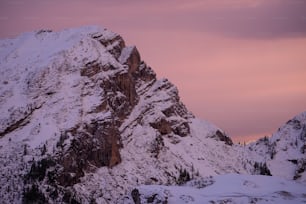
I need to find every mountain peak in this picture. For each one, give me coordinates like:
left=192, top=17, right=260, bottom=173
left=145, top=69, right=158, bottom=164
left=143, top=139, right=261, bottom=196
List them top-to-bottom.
left=0, top=25, right=205, bottom=203
left=0, top=26, right=305, bottom=203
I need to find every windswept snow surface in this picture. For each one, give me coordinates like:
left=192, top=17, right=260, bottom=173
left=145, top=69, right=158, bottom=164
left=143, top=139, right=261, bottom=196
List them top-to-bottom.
left=126, top=174, right=306, bottom=204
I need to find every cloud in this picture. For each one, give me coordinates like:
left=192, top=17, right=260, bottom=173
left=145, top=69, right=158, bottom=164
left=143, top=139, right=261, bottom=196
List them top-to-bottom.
left=0, top=0, right=305, bottom=39
left=131, top=0, right=306, bottom=39
left=194, top=0, right=306, bottom=38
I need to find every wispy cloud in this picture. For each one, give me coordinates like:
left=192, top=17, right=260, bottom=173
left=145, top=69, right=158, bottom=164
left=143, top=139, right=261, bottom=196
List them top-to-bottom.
left=1, top=0, right=305, bottom=38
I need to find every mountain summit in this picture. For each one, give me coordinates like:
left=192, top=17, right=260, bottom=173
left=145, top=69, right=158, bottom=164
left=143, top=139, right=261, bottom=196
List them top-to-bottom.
left=0, top=26, right=305, bottom=203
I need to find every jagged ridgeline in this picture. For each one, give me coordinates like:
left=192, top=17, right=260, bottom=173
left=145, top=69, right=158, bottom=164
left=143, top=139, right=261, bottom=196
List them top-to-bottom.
left=0, top=26, right=305, bottom=203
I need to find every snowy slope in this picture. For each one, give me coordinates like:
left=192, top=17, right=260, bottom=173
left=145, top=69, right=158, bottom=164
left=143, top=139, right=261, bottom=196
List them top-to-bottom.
left=0, top=25, right=305, bottom=203
left=0, top=26, right=131, bottom=203
left=246, top=111, right=306, bottom=181
left=124, top=174, right=306, bottom=204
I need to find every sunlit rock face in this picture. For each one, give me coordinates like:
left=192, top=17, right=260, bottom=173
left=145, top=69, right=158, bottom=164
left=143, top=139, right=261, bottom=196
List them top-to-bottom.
left=0, top=26, right=199, bottom=203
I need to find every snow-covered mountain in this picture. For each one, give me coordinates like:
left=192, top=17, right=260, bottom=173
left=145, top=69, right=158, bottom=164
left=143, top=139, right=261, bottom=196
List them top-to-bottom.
left=0, top=26, right=305, bottom=204
left=124, top=112, right=306, bottom=203
left=247, top=112, right=306, bottom=181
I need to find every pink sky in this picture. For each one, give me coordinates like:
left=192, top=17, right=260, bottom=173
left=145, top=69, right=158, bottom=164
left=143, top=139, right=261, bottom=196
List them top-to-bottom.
left=1, top=0, right=306, bottom=142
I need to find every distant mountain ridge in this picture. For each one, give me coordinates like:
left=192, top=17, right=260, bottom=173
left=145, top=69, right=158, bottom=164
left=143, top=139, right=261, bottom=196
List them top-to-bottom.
left=0, top=26, right=305, bottom=203
left=247, top=112, right=306, bottom=180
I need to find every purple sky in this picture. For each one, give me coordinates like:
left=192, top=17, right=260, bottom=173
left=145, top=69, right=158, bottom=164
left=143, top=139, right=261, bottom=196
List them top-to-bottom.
left=1, top=0, right=306, bottom=142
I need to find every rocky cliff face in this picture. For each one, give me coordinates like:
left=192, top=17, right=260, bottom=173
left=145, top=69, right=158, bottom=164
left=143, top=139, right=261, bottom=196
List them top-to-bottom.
left=0, top=26, right=304, bottom=204
left=0, top=26, right=236, bottom=203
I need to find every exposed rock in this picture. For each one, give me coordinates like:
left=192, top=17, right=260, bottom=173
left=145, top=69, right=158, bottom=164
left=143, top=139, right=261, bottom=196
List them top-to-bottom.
left=91, top=32, right=125, bottom=59
left=119, top=46, right=141, bottom=74
left=81, top=60, right=115, bottom=77
left=136, top=62, right=156, bottom=83
left=113, top=71, right=138, bottom=107
left=0, top=103, right=42, bottom=138
left=150, top=118, right=172, bottom=135
left=287, top=119, right=302, bottom=130
left=171, top=120, right=190, bottom=137
left=210, top=130, right=233, bottom=146
left=150, top=135, right=165, bottom=158
left=294, top=159, right=306, bottom=180
left=252, top=162, right=272, bottom=176
left=131, top=189, right=141, bottom=204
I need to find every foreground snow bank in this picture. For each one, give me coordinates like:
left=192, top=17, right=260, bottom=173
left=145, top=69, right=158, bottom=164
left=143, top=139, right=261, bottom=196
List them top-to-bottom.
left=124, top=174, right=306, bottom=204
